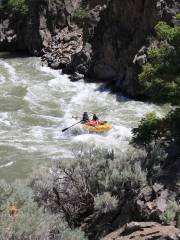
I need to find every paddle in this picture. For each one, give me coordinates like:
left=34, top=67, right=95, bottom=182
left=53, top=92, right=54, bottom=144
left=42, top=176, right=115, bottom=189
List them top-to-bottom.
left=62, top=120, right=82, bottom=132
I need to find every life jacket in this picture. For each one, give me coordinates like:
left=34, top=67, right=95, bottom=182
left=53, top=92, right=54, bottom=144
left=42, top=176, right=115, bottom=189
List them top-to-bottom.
left=86, top=120, right=103, bottom=126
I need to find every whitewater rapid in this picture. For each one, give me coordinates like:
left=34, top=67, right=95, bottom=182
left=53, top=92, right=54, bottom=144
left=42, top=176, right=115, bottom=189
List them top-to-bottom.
left=0, top=53, right=165, bottom=181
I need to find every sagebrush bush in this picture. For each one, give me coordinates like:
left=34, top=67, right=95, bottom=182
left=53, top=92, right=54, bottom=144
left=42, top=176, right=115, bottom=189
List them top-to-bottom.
left=30, top=147, right=146, bottom=227
left=0, top=180, right=86, bottom=240
left=94, top=192, right=118, bottom=213
left=160, top=201, right=179, bottom=225
left=61, top=229, right=87, bottom=240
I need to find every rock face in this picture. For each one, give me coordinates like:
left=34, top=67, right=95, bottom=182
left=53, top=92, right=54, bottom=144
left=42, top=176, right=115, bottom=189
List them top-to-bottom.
left=0, top=0, right=179, bottom=95
left=0, top=0, right=79, bottom=54
left=70, top=0, right=180, bottom=96
left=0, top=11, right=27, bottom=51
left=102, top=222, right=180, bottom=240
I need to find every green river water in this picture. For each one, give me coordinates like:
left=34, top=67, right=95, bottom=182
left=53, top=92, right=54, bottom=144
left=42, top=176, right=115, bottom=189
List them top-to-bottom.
left=0, top=52, right=165, bottom=181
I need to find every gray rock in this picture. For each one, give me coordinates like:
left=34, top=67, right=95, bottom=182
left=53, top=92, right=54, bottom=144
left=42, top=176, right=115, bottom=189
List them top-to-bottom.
left=133, top=54, right=147, bottom=66
left=49, top=61, right=60, bottom=69
left=93, top=64, right=117, bottom=80
left=70, top=72, right=84, bottom=82
left=153, top=183, right=164, bottom=193
left=102, top=222, right=180, bottom=240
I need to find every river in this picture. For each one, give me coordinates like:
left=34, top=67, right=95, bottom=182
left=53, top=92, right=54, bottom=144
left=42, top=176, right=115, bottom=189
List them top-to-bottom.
left=0, top=52, right=164, bottom=181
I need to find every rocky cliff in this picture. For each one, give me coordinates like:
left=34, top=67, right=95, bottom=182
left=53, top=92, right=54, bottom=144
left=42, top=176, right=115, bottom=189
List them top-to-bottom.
left=0, top=0, right=179, bottom=96
left=0, top=0, right=79, bottom=54
left=67, top=0, right=180, bottom=96
left=102, top=222, right=180, bottom=240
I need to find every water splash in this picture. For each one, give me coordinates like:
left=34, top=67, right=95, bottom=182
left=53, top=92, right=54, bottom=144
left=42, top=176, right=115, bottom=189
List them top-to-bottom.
left=0, top=55, right=164, bottom=180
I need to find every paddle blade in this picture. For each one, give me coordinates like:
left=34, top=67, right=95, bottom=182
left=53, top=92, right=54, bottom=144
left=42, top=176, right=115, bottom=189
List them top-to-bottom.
left=62, top=128, right=68, bottom=132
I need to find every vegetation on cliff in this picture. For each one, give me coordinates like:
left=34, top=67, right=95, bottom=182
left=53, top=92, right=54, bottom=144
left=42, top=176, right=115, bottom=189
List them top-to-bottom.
left=0, top=0, right=28, bottom=15
left=138, top=15, right=180, bottom=105
left=132, top=108, right=180, bottom=147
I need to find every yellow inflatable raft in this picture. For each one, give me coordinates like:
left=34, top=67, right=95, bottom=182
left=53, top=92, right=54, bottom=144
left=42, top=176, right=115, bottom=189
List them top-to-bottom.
left=81, top=122, right=112, bottom=133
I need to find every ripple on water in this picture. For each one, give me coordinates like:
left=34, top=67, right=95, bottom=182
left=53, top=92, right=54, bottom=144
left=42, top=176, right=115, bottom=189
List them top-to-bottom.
left=0, top=55, right=165, bottom=180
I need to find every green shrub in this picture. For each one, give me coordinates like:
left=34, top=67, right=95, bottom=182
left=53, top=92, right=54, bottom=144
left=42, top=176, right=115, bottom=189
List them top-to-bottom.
left=0, top=0, right=28, bottom=15
left=74, top=6, right=88, bottom=19
left=174, top=13, right=180, bottom=20
left=138, top=18, right=180, bottom=105
left=155, top=21, right=175, bottom=41
left=147, top=44, right=174, bottom=65
left=139, top=63, right=156, bottom=83
left=132, top=108, right=180, bottom=147
left=132, top=112, right=160, bottom=146
left=30, top=147, right=146, bottom=227
left=0, top=180, right=87, bottom=240
left=94, top=192, right=118, bottom=213
left=160, top=201, right=179, bottom=225
left=61, top=229, right=87, bottom=240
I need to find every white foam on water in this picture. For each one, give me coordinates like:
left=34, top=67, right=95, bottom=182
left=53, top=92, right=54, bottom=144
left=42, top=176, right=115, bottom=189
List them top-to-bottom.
left=0, top=57, right=166, bottom=180
left=0, top=60, right=18, bottom=82
left=39, top=65, right=63, bottom=78
left=0, top=75, right=5, bottom=84
left=0, top=112, right=11, bottom=126
left=0, top=161, right=14, bottom=169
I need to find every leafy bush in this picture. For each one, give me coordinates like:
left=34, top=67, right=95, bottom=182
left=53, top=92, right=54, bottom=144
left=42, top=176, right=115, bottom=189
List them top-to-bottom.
left=0, top=0, right=28, bottom=15
left=74, top=6, right=89, bottom=19
left=174, top=13, right=180, bottom=20
left=138, top=19, right=180, bottom=105
left=132, top=108, right=180, bottom=147
left=132, top=112, right=160, bottom=146
left=30, top=147, right=146, bottom=227
left=0, top=180, right=87, bottom=240
left=94, top=192, right=118, bottom=213
left=160, top=201, right=179, bottom=225
left=61, top=229, right=87, bottom=240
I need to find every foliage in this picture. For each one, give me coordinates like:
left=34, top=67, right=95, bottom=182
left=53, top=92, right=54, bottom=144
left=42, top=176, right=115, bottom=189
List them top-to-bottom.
left=0, top=0, right=28, bottom=15
left=74, top=6, right=89, bottom=19
left=174, top=13, right=180, bottom=20
left=138, top=19, right=180, bottom=105
left=155, top=20, right=180, bottom=45
left=132, top=108, right=180, bottom=147
left=132, top=112, right=160, bottom=146
left=141, top=141, right=167, bottom=182
left=30, top=147, right=146, bottom=227
left=0, top=179, right=87, bottom=240
left=94, top=192, right=118, bottom=213
left=160, top=201, right=179, bottom=225
left=61, top=229, right=87, bottom=240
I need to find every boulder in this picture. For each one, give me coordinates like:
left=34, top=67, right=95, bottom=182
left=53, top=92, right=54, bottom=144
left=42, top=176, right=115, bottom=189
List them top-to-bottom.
left=49, top=61, right=60, bottom=69
left=70, top=72, right=84, bottom=82
left=102, top=222, right=180, bottom=240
